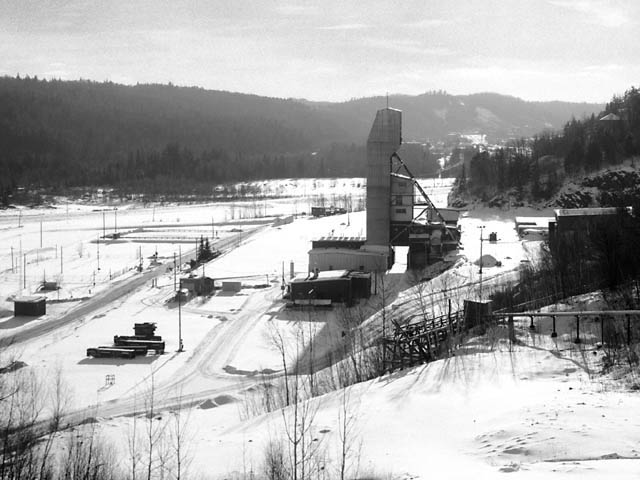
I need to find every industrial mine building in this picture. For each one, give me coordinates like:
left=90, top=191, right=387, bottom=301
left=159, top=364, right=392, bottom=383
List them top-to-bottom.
left=308, top=108, right=460, bottom=274
left=548, top=207, right=634, bottom=250
left=288, top=270, right=372, bottom=306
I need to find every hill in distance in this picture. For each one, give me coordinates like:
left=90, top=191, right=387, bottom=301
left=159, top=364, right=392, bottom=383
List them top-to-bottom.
left=0, top=76, right=605, bottom=194
left=0, top=76, right=603, bottom=154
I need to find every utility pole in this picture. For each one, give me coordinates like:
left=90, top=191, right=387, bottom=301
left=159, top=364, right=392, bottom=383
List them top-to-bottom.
left=114, top=209, right=118, bottom=234
left=102, top=211, right=106, bottom=238
left=40, top=217, right=43, bottom=248
left=211, top=217, right=215, bottom=239
left=478, top=225, right=485, bottom=300
left=97, top=235, right=100, bottom=271
left=10, top=246, right=14, bottom=273
left=60, top=246, right=63, bottom=275
left=173, top=252, right=177, bottom=290
left=23, top=254, right=26, bottom=290
left=178, top=289, right=183, bottom=352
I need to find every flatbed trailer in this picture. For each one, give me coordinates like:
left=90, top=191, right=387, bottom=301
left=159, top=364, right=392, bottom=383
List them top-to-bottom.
left=118, top=335, right=162, bottom=341
left=113, top=336, right=165, bottom=354
left=99, top=345, right=148, bottom=356
left=86, top=347, right=136, bottom=359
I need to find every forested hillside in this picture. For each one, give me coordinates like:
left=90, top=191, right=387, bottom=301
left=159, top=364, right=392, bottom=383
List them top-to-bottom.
left=0, top=76, right=603, bottom=202
left=456, top=86, right=640, bottom=207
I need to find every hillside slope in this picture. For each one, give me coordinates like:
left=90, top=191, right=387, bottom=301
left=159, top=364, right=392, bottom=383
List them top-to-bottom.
left=0, top=76, right=603, bottom=193
left=0, top=77, right=603, bottom=152
left=314, top=92, right=602, bottom=143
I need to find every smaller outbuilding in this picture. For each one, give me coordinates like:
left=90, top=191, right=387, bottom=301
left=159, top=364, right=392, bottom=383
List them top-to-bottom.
left=288, top=270, right=371, bottom=307
left=180, top=276, right=215, bottom=296
left=222, top=281, right=242, bottom=293
left=13, top=296, right=46, bottom=316
left=463, top=299, right=492, bottom=328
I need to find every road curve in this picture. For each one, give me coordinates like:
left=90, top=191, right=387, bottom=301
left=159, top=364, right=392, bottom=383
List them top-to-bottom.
left=3, top=226, right=265, bottom=346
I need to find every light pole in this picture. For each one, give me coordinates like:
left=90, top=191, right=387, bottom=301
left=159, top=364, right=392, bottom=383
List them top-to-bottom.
left=478, top=225, right=485, bottom=299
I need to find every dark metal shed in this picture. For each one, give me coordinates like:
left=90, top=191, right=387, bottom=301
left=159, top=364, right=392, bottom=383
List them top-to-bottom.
left=290, top=270, right=353, bottom=304
left=180, top=276, right=215, bottom=296
left=14, top=296, right=46, bottom=316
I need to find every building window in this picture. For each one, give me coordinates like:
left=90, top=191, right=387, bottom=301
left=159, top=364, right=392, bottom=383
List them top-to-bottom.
left=395, top=208, right=406, bottom=214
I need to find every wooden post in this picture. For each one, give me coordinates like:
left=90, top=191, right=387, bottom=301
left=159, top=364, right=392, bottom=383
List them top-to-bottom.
left=178, top=288, right=183, bottom=352
left=627, top=314, right=631, bottom=345
left=508, top=315, right=515, bottom=343
left=529, top=315, right=535, bottom=331
left=551, top=315, right=557, bottom=338
left=574, top=315, right=581, bottom=344
left=599, top=316, right=604, bottom=345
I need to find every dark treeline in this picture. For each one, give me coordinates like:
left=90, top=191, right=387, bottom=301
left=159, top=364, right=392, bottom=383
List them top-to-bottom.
left=0, top=75, right=603, bottom=203
left=0, top=75, right=361, bottom=202
left=460, top=86, right=640, bottom=201
left=93, top=143, right=368, bottom=197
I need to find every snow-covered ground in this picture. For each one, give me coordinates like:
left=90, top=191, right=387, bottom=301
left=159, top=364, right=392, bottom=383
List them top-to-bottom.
left=3, top=178, right=634, bottom=479
left=95, top=320, right=640, bottom=479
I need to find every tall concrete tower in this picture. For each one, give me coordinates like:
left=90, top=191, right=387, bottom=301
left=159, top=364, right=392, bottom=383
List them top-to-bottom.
left=366, top=108, right=402, bottom=247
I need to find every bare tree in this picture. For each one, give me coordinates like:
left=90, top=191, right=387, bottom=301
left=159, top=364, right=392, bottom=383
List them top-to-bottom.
left=278, top=321, right=325, bottom=480
left=270, top=323, right=291, bottom=407
left=39, top=364, right=71, bottom=479
left=0, top=365, right=47, bottom=480
left=143, top=372, right=167, bottom=480
left=169, top=388, right=193, bottom=480
left=336, top=389, right=362, bottom=480
left=127, top=395, right=141, bottom=480
left=60, top=417, right=121, bottom=480
left=263, top=438, right=288, bottom=480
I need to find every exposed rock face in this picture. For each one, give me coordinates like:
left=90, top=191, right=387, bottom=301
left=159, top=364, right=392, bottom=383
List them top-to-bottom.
left=448, top=163, right=640, bottom=211
left=555, top=169, right=640, bottom=208
left=555, top=188, right=594, bottom=208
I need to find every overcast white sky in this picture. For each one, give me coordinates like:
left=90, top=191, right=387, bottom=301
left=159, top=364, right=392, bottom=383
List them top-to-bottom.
left=1, top=0, right=638, bottom=102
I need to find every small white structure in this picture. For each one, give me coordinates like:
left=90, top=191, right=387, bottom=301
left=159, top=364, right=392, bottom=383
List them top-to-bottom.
left=308, top=245, right=390, bottom=272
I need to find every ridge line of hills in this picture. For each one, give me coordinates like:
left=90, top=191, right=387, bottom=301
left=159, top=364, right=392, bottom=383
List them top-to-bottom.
left=0, top=76, right=604, bottom=195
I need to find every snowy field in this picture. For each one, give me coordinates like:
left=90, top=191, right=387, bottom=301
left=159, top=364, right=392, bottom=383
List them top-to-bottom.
left=2, top=177, right=634, bottom=479
left=98, top=328, right=640, bottom=479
